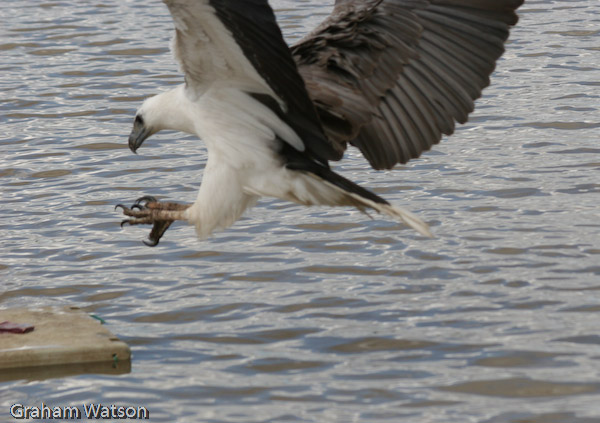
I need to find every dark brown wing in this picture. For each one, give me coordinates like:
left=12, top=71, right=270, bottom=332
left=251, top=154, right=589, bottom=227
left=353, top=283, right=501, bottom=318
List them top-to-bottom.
left=292, top=0, right=523, bottom=169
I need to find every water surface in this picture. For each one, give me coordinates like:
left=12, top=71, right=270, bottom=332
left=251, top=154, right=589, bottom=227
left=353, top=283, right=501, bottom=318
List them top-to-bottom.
left=1, top=1, right=599, bottom=422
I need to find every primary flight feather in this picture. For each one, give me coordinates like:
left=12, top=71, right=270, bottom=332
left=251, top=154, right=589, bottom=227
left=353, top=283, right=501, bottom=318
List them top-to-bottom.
left=117, top=0, right=523, bottom=246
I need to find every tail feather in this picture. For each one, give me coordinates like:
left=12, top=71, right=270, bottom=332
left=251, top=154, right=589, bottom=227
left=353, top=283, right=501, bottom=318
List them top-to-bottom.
left=282, top=141, right=432, bottom=237
left=300, top=171, right=433, bottom=238
left=342, top=188, right=433, bottom=238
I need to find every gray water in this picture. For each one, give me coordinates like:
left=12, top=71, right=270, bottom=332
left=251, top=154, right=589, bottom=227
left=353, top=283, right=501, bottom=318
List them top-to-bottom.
left=1, top=0, right=599, bottom=422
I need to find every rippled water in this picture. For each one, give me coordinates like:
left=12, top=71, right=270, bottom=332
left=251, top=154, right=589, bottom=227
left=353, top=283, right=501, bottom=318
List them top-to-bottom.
left=1, top=1, right=599, bottom=422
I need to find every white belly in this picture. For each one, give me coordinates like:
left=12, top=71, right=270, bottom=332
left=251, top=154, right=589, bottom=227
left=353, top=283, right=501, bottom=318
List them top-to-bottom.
left=183, top=85, right=310, bottom=238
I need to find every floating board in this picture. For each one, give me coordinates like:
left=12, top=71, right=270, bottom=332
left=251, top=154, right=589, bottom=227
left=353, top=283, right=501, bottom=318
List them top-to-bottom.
left=0, top=306, right=130, bottom=373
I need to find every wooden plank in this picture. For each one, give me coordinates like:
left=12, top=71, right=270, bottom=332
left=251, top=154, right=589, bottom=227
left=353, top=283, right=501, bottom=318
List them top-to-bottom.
left=0, top=306, right=130, bottom=370
left=0, top=360, right=131, bottom=382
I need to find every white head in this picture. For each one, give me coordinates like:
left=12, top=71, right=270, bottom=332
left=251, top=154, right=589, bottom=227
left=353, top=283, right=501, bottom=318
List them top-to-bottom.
left=128, top=85, right=193, bottom=153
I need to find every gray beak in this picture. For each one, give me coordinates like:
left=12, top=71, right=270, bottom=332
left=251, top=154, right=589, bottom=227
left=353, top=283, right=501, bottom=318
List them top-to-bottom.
left=128, top=118, right=151, bottom=153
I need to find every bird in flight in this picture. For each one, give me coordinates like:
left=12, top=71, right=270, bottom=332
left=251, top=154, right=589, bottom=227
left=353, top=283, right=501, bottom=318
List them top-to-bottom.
left=117, top=0, right=523, bottom=246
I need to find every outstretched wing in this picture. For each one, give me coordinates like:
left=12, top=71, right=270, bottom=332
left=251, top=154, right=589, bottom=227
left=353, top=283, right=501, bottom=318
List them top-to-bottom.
left=163, top=0, right=343, bottom=164
left=292, top=0, right=524, bottom=169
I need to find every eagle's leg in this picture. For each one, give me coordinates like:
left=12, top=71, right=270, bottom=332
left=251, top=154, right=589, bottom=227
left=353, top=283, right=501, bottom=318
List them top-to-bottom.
left=116, top=196, right=190, bottom=246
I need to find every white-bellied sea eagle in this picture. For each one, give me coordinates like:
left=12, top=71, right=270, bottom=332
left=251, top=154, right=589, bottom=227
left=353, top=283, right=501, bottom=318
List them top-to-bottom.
left=117, top=0, right=524, bottom=246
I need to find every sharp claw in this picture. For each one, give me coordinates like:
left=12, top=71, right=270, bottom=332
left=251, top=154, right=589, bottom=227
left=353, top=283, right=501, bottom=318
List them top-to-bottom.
left=135, top=195, right=157, bottom=206
left=117, top=196, right=176, bottom=246
left=142, top=221, right=173, bottom=247
left=143, top=238, right=160, bottom=247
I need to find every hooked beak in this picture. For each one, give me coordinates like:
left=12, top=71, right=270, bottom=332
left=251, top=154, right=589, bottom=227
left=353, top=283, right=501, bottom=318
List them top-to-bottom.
left=128, top=119, right=152, bottom=153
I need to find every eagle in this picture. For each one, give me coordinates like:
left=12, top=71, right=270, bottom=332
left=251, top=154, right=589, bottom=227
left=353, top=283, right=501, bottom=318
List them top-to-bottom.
left=117, top=0, right=523, bottom=246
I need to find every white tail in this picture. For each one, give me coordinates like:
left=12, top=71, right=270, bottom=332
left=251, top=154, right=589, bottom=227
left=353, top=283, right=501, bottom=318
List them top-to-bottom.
left=305, top=174, right=434, bottom=238
left=346, top=192, right=433, bottom=238
left=376, top=203, right=433, bottom=238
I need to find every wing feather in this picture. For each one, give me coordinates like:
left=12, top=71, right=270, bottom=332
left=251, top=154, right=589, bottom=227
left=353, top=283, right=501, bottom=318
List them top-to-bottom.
left=293, top=0, right=523, bottom=169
